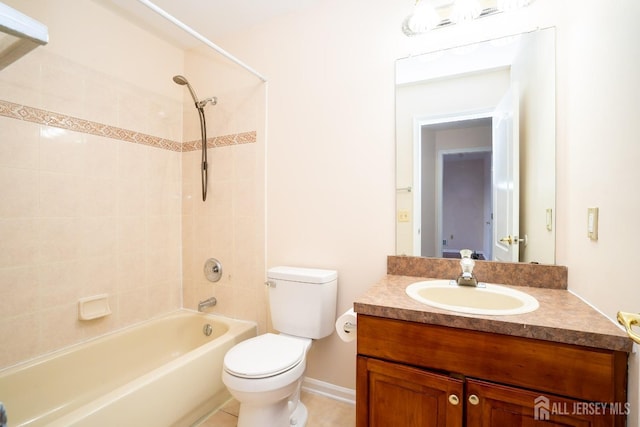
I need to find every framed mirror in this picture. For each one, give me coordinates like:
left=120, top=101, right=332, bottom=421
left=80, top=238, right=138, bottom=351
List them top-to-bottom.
left=395, top=27, right=556, bottom=264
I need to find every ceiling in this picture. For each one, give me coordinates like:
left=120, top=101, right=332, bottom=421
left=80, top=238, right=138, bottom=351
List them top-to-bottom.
left=95, top=0, right=319, bottom=49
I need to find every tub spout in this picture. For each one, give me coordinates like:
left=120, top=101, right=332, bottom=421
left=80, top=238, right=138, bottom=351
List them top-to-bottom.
left=198, top=297, right=217, bottom=312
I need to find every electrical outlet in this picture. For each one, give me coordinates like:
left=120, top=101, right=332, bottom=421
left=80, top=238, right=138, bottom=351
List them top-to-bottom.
left=587, top=207, right=598, bottom=241
left=398, top=210, right=410, bottom=222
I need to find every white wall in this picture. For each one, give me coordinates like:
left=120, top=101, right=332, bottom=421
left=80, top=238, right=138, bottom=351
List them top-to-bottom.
left=218, top=0, right=400, bottom=389
left=556, top=1, right=640, bottom=424
left=219, top=2, right=640, bottom=416
left=512, top=28, right=556, bottom=264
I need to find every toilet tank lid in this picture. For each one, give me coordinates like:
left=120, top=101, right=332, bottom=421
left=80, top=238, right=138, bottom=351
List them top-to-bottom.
left=267, top=266, right=337, bottom=284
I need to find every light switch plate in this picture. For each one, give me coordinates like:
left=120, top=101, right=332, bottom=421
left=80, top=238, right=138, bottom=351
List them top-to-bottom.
left=587, top=207, right=598, bottom=241
left=398, top=210, right=410, bottom=222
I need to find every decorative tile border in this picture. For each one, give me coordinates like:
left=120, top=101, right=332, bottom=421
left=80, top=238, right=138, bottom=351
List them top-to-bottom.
left=0, top=100, right=256, bottom=152
left=182, top=131, right=257, bottom=152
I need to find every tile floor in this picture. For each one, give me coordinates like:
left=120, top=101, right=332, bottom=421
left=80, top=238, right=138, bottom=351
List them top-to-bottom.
left=196, top=391, right=355, bottom=427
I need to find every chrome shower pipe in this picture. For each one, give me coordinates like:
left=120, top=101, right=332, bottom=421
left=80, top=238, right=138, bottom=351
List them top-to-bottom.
left=173, top=75, right=215, bottom=201
left=197, top=106, right=208, bottom=202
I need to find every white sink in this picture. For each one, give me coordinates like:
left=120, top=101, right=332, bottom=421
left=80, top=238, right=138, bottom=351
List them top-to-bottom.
left=405, top=280, right=539, bottom=316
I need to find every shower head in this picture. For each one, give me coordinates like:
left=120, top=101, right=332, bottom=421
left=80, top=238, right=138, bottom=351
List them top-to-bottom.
left=173, top=74, right=199, bottom=106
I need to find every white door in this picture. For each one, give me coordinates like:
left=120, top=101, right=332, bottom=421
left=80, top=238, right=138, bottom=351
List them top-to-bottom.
left=492, top=87, right=519, bottom=262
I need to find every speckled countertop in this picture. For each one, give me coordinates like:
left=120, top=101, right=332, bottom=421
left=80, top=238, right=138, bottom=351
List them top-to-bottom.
left=354, top=274, right=633, bottom=353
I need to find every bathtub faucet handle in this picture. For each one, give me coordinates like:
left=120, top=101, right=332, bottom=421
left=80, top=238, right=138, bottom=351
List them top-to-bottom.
left=204, top=258, right=222, bottom=282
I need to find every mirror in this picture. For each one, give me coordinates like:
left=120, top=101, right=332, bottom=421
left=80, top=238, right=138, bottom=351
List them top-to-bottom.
left=396, top=28, right=556, bottom=264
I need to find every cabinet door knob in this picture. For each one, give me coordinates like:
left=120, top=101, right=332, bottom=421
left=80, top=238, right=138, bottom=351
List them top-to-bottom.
left=448, top=394, right=460, bottom=405
left=468, top=394, right=480, bottom=405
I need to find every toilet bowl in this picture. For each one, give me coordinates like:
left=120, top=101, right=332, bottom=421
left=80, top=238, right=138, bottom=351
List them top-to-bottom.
left=222, top=266, right=338, bottom=427
left=223, top=333, right=312, bottom=427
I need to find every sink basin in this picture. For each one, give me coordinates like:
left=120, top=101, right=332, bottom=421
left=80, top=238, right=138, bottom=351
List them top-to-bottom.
left=405, top=280, right=539, bottom=316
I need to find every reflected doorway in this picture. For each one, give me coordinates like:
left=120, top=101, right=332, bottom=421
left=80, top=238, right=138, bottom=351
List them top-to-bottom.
left=415, top=115, right=494, bottom=259
left=439, top=149, right=492, bottom=260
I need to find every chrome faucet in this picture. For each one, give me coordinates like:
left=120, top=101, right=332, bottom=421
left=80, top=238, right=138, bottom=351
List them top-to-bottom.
left=456, top=249, right=479, bottom=287
left=198, top=297, right=217, bottom=312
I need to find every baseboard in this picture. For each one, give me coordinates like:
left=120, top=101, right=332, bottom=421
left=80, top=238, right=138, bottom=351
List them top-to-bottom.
left=302, top=377, right=356, bottom=405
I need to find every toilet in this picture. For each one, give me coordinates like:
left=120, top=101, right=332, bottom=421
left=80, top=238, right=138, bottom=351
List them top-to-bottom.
left=222, top=266, right=338, bottom=427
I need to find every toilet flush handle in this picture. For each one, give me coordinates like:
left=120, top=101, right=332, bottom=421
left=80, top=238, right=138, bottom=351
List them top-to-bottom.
left=265, top=280, right=276, bottom=288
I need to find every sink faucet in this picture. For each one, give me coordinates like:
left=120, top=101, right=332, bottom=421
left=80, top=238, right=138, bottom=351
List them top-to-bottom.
left=456, top=249, right=479, bottom=287
left=198, top=297, right=217, bottom=312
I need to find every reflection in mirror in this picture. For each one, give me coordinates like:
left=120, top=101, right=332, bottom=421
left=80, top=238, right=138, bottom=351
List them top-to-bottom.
left=396, top=27, right=555, bottom=264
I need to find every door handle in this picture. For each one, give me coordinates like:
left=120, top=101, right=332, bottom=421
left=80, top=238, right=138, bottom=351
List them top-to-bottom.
left=499, top=235, right=525, bottom=245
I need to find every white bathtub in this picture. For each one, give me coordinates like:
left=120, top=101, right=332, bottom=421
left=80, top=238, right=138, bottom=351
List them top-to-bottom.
left=0, top=310, right=257, bottom=427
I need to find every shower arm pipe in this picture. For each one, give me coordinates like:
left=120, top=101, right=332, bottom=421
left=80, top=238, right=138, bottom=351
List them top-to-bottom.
left=135, top=0, right=267, bottom=82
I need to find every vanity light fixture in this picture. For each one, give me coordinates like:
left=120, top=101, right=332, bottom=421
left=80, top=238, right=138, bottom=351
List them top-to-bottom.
left=401, top=0, right=441, bottom=34
left=402, top=0, right=535, bottom=36
left=450, top=0, right=482, bottom=23
left=497, top=0, right=533, bottom=12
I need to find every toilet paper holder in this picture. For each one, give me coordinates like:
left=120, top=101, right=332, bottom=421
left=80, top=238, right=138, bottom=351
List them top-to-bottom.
left=343, top=321, right=356, bottom=334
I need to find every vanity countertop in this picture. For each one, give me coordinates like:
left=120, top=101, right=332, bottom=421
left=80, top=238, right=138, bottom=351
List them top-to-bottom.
left=353, top=274, right=633, bottom=353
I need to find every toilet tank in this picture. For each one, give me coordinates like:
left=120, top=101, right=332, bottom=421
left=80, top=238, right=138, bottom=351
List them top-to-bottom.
left=267, top=266, right=338, bottom=339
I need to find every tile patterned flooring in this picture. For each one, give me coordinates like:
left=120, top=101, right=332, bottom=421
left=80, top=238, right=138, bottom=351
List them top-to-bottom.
left=196, top=391, right=355, bottom=427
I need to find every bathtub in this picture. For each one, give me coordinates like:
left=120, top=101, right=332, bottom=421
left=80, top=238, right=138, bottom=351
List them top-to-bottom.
left=0, top=310, right=257, bottom=427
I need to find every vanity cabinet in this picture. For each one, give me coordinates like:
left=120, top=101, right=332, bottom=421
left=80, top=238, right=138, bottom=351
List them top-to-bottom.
left=356, top=315, right=628, bottom=427
left=358, top=356, right=463, bottom=426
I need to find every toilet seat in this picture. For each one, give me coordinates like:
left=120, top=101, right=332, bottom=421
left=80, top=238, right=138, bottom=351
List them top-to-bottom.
left=224, top=333, right=306, bottom=379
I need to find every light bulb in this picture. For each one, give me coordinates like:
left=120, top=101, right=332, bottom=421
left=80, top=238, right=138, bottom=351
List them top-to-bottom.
left=402, top=0, right=441, bottom=36
left=450, top=0, right=482, bottom=23
left=497, top=0, right=533, bottom=12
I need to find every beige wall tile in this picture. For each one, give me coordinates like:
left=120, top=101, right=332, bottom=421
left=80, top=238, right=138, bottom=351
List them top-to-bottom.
left=0, top=117, right=40, bottom=170
left=0, top=167, right=39, bottom=218
left=0, top=218, right=39, bottom=268
left=0, top=267, right=39, bottom=319
left=0, top=314, right=40, bottom=367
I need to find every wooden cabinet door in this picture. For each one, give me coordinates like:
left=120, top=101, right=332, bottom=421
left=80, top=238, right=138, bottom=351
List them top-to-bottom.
left=357, top=356, right=464, bottom=427
left=466, top=378, right=623, bottom=427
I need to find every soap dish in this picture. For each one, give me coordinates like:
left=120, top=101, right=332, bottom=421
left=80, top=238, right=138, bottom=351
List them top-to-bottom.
left=78, top=294, right=111, bottom=320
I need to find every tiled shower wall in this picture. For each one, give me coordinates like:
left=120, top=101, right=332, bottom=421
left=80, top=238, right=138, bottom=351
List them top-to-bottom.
left=0, top=26, right=265, bottom=369
left=180, top=48, right=267, bottom=336
left=0, top=49, right=184, bottom=368
left=181, top=142, right=267, bottom=326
